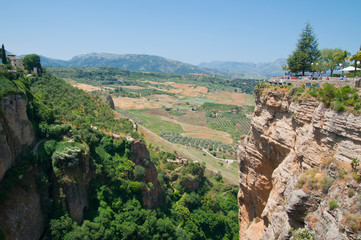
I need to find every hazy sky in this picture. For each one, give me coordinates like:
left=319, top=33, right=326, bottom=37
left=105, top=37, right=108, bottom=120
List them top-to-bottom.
left=3, top=0, right=361, bottom=65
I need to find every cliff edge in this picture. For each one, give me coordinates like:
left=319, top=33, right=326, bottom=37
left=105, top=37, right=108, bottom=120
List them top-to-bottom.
left=238, top=86, right=361, bottom=239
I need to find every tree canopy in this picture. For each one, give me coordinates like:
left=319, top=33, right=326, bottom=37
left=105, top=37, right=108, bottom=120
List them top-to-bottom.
left=287, top=23, right=320, bottom=75
left=349, top=49, right=361, bottom=77
left=23, top=54, right=41, bottom=72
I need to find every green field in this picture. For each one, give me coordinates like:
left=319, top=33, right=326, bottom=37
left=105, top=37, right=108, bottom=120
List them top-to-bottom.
left=124, top=110, right=185, bottom=134
left=207, top=112, right=251, bottom=141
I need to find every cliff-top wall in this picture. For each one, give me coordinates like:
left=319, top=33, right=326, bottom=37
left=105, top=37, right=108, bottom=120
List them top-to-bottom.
left=238, top=86, right=361, bottom=239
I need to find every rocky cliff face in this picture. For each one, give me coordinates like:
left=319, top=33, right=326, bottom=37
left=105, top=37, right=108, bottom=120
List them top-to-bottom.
left=238, top=89, right=361, bottom=239
left=0, top=94, right=34, bottom=181
left=0, top=94, right=45, bottom=239
left=131, top=140, right=164, bottom=208
left=51, top=145, right=93, bottom=224
left=0, top=168, right=47, bottom=240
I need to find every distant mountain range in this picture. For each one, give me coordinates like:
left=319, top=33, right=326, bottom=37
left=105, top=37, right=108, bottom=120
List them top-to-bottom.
left=20, top=52, right=284, bottom=78
left=36, top=53, right=263, bottom=79
left=199, top=59, right=286, bottom=76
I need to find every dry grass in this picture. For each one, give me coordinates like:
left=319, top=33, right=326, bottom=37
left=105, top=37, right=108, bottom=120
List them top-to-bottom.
left=142, top=81, right=208, bottom=97
left=72, top=83, right=102, bottom=92
left=121, top=86, right=146, bottom=89
left=113, top=94, right=179, bottom=109
left=174, top=111, right=207, bottom=127
left=305, top=214, right=318, bottom=228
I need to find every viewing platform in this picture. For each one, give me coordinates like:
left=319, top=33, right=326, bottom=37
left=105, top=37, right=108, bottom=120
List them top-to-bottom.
left=268, top=76, right=361, bottom=88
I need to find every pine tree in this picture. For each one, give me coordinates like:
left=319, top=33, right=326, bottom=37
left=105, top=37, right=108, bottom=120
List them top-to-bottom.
left=287, top=23, right=320, bottom=75
left=1, top=44, right=7, bottom=65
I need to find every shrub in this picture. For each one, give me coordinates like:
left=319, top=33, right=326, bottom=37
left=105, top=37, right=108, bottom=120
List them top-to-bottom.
left=290, top=86, right=305, bottom=97
left=334, top=102, right=345, bottom=112
left=351, top=158, right=360, bottom=171
left=134, top=165, right=146, bottom=181
left=338, top=168, right=347, bottom=178
left=352, top=172, right=361, bottom=182
left=297, top=176, right=307, bottom=188
left=321, top=177, right=334, bottom=193
left=347, top=188, right=355, bottom=198
left=329, top=200, right=338, bottom=210
left=343, top=213, right=361, bottom=232
left=292, top=228, right=315, bottom=240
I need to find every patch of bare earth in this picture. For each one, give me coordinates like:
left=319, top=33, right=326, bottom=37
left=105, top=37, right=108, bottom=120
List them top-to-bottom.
left=142, top=81, right=208, bottom=97
left=72, top=83, right=102, bottom=92
left=122, top=86, right=146, bottom=90
left=209, top=91, right=247, bottom=105
left=113, top=94, right=179, bottom=110
left=143, top=109, right=170, bottom=117
left=175, top=111, right=207, bottom=127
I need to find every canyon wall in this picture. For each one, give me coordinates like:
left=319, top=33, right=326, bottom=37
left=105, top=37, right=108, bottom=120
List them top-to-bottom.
left=238, top=88, right=361, bottom=239
left=0, top=94, right=34, bottom=181
left=131, top=140, right=164, bottom=208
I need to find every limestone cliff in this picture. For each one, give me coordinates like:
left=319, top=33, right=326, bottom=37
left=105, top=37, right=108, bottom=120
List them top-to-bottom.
left=238, top=88, right=361, bottom=239
left=0, top=94, right=34, bottom=181
left=0, top=94, right=45, bottom=239
left=131, top=140, right=164, bottom=208
left=0, top=168, right=47, bottom=240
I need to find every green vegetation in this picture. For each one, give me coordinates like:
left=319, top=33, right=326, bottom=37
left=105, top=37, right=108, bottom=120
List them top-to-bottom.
left=287, top=23, right=320, bottom=75
left=1, top=44, right=7, bottom=64
left=319, top=48, right=349, bottom=77
left=23, top=54, right=41, bottom=72
left=0, top=67, right=240, bottom=239
left=47, top=67, right=261, bottom=94
left=30, top=73, right=134, bottom=134
left=0, top=75, right=21, bottom=99
left=258, top=82, right=361, bottom=114
left=308, top=84, right=361, bottom=113
left=110, top=87, right=175, bottom=98
left=198, top=102, right=240, bottom=112
left=195, top=103, right=252, bottom=141
left=125, top=110, right=184, bottom=134
left=206, top=112, right=251, bottom=141
left=159, top=132, right=236, bottom=155
left=351, top=158, right=360, bottom=171
left=321, top=176, right=333, bottom=194
left=329, top=200, right=338, bottom=210
left=291, top=228, right=315, bottom=240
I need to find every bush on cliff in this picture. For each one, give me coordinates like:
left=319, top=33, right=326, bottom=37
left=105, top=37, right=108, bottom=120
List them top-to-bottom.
left=308, top=83, right=360, bottom=112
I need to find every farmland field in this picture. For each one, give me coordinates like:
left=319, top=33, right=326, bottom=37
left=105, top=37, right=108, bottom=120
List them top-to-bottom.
left=51, top=67, right=259, bottom=183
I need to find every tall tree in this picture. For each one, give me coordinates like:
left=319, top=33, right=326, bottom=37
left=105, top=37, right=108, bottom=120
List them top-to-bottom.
left=287, top=23, right=320, bottom=75
left=1, top=44, right=7, bottom=65
left=320, top=48, right=345, bottom=77
left=349, top=48, right=361, bottom=77
left=23, top=54, right=41, bottom=72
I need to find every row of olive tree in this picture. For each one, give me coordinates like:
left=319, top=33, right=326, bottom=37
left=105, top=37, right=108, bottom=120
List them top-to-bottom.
left=284, top=23, right=361, bottom=77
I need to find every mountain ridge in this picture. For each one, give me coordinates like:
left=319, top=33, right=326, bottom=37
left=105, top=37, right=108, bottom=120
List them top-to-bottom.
left=20, top=52, right=264, bottom=79
left=199, top=58, right=286, bottom=76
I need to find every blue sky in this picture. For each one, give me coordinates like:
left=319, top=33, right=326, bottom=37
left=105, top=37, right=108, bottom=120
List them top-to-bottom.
left=3, top=0, right=361, bottom=64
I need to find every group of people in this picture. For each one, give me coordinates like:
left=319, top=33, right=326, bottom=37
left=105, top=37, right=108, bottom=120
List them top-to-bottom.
left=271, top=75, right=359, bottom=82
